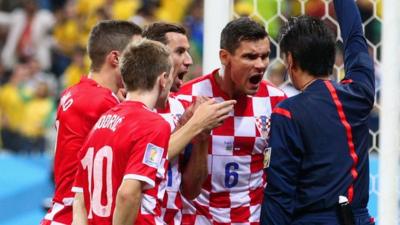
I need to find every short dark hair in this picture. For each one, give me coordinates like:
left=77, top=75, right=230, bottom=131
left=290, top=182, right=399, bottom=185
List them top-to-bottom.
left=279, top=16, right=336, bottom=77
left=220, top=17, right=268, bottom=53
left=87, top=20, right=142, bottom=72
left=142, top=22, right=187, bottom=45
left=120, top=39, right=172, bottom=91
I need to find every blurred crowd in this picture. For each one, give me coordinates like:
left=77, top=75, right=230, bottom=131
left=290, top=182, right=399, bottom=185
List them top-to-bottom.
left=0, top=0, right=381, bottom=154
left=0, top=0, right=204, bottom=154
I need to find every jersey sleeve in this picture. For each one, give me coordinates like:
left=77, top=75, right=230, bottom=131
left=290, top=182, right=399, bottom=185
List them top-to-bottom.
left=335, top=0, right=375, bottom=105
left=261, top=105, right=303, bottom=225
left=123, top=120, right=171, bottom=190
left=71, top=147, right=87, bottom=193
left=71, top=164, right=84, bottom=193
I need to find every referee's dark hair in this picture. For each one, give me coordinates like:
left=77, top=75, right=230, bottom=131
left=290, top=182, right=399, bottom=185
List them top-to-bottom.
left=279, top=16, right=336, bottom=77
left=220, top=17, right=268, bottom=54
left=87, top=20, right=142, bottom=72
left=142, top=22, right=187, bottom=45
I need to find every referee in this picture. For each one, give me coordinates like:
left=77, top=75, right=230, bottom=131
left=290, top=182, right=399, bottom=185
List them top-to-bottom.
left=261, top=0, right=375, bottom=224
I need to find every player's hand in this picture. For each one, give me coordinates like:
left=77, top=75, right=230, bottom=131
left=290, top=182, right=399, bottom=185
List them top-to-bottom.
left=175, top=96, right=210, bottom=130
left=191, top=98, right=236, bottom=131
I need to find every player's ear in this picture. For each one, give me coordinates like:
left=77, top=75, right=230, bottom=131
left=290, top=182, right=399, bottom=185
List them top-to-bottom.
left=219, top=49, right=230, bottom=66
left=107, top=50, right=120, bottom=68
left=159, top=71, right=168, bottom=89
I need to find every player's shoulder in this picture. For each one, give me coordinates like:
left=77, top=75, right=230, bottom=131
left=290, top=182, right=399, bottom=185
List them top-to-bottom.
left=178, top=73, right=213, bottom=94
left=183, top=73, right=213, bottom=88
left=67, top=79, right=118, bottom=108
left=259, top=80, right=286, bottom=98
left=168, top=96, right=190, bottom=110
left=128, top=103, right=169, bottom=124
left=134, top=107, right=171, bottom=135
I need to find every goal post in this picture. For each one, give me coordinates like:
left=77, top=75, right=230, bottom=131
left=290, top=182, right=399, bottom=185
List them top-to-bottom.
left=203, top=0, right=233, bottom=74
left=379, top=0, right=400, bottom=223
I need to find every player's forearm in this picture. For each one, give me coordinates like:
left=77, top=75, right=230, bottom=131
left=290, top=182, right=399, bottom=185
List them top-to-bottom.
left=168, top=118, right=203, bottom=160
left=181, top=140, right=208, bottom=200
left=113, top=183, right=142, bottom=225
left=72, top=192, right=88, bottom=225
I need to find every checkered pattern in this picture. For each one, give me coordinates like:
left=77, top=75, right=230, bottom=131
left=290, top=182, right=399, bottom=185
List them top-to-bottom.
left=176, top=70, right=286, bottom=224
left=158, top=97, right=188, bottom=225
left=40, top=198, right=74, bottom=225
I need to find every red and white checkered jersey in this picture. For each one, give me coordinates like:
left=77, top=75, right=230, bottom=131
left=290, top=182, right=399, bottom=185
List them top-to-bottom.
left=176, top=70, right=286, bottom=225
left=41, top=77, right=119, bottom=225
left=157, top=97, right=188, bottom=225
left=73, top=101, right=170, bottom=225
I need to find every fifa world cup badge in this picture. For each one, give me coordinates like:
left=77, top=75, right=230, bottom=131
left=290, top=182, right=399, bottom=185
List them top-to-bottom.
left=143, top=143, right=164, bottom=168
left=264, top=147, right=271, bottom=168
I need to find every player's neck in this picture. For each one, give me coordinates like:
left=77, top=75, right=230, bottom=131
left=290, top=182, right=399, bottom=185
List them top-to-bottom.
left=214, top=68, right=237, bottom=99
left=88, top=70, right=118, bottom=94
left=125, top=90, right=157, bottom=110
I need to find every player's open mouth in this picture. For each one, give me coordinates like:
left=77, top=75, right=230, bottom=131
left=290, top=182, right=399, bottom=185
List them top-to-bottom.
left=177, top=71, right=187, bottom=80
left=249, top=74, right=263, bottom=85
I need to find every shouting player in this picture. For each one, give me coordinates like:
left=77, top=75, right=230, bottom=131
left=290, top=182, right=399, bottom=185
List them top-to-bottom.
left=176, top=17, right=286, bottom=224
left=143, top=22, right=236, bottom=225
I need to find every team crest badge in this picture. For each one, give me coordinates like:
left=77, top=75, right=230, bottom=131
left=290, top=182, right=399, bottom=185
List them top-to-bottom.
left=172, top=113, right=182, bottom=126
left=255, top=115, right=271, bottom=139
left=143, top=143, right=164, bottom=168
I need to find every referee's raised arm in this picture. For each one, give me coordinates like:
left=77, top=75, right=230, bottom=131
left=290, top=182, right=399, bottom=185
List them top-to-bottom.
left=335, top=0, right=375, bottom=98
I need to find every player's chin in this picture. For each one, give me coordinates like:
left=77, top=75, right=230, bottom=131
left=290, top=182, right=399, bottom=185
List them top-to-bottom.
left=170, top=83, right=180, bottom=93
left=244, top=83, right=260, bottom=95
left=245, top=88, right=259, bottom=96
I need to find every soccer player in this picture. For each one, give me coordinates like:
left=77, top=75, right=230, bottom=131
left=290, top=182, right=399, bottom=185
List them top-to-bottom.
left=260, top=0, right=375, bottom=224
left=176, top=17, right=286, bottom=224
left=41, top=20, right=142, bottom=225
left=143, top=22, right=236, bottom=225
left=73, top=39, right=174, bottom=225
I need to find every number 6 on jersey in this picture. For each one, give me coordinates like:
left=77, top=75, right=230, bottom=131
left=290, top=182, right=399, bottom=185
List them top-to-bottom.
left=225, top=162, right=239, bottom=188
